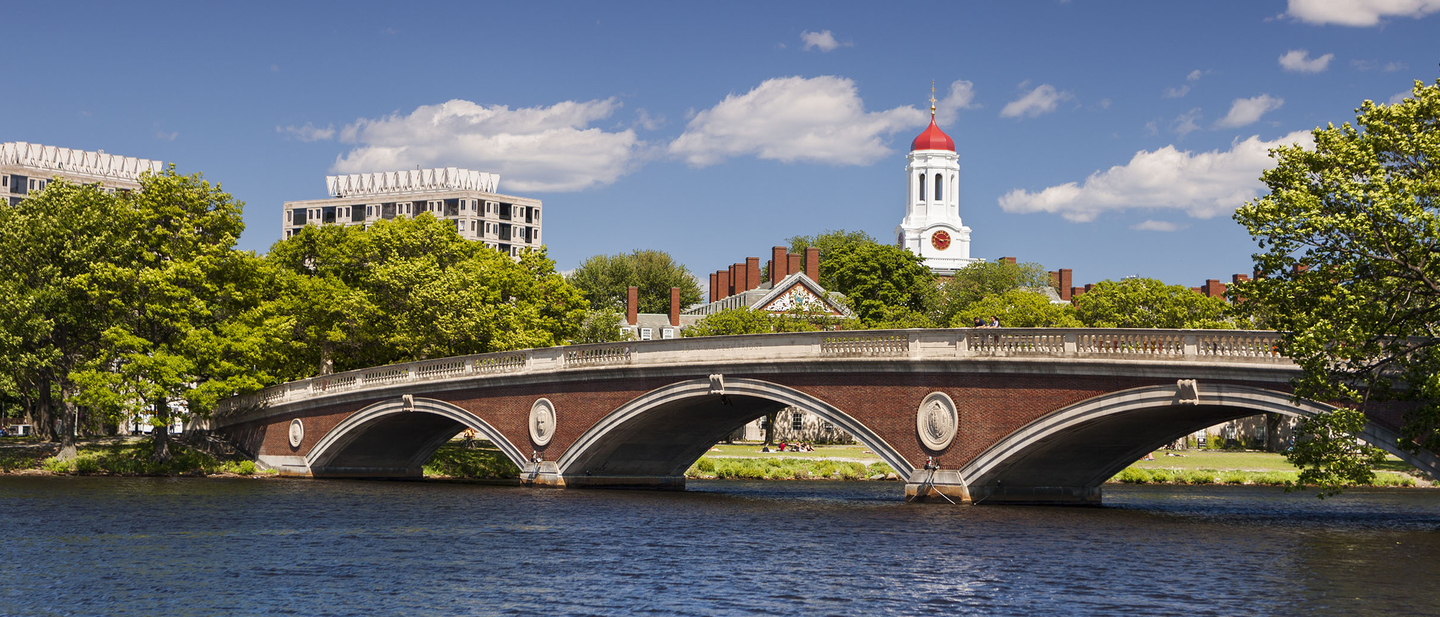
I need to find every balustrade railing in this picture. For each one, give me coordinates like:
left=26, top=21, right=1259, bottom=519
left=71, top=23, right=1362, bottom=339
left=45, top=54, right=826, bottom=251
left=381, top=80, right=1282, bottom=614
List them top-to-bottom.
left=215, top=328, right=1301, bottom=421
left=822, top=333, right=909, bottom=356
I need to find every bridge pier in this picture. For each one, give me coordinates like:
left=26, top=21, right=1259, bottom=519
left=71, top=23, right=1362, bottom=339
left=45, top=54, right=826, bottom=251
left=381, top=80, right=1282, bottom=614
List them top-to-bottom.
left=903, top=470, right=971, bottom=504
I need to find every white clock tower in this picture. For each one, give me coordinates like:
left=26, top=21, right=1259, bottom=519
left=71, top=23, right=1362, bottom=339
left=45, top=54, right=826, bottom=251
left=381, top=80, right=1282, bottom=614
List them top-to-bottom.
left=895, top=86, right=975, bottom=274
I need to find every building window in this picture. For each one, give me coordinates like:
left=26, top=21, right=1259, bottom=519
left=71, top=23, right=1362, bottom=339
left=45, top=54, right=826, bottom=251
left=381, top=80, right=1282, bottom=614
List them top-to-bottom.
left=918, top=173, right=926, bottom=201
left=934, top=173, right=943, bottom=200
left=1, top=176, right=6, bottom=188
left=471, top=221, right=476, bottom=232
left=640, top=328, right=652, bottom=340
left=661, top=328, right=675, bottom=339
left=791, top=412, right=803, bottom=431
left=823, top=421, right=834, bottom=431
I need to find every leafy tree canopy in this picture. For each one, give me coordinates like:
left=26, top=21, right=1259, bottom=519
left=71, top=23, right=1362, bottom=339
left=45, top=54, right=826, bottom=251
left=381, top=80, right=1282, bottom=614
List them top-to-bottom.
left=1232, top=77, right=1440, bottom=491
left=784, top=229, right=876, bottom=290
left=825, top=241, right=936, bottom=326
left=568, top=249, right=702, bottom=313
left=936, top=259, right=1052, bottom=325
left=1072, top=278, right=1232, bottom=329
left=951, top=289, right=1082, bottom=328
left=682, top=306, right=842, bottom=337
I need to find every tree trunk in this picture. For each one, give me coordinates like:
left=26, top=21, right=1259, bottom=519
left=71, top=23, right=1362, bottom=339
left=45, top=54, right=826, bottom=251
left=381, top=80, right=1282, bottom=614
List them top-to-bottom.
left=319, top=341, right=334, bottom=376
left=33, top=377, right=56, bottom=443
left=56, top=382, right=77, bottom=461
left=151, top=396, right=172, bottom=462
left=763, top=410, right=778, bottom=446
left=1265, top=413, right=1285, bottom=452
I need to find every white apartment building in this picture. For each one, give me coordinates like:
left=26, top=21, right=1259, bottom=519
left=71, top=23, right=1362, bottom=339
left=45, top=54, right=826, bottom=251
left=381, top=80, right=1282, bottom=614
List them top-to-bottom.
left=1, top=141, right=164, bottom=206
left=282, top=167, right=543, bottom=257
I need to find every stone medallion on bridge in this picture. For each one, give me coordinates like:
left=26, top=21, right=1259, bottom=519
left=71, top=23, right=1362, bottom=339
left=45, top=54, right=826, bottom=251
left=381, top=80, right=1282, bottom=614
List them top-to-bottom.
left=917, top=392, right=958, bottom=452
left=529, top=398, right=557, bottom=447
left=288, top=419, right=304, bottom=449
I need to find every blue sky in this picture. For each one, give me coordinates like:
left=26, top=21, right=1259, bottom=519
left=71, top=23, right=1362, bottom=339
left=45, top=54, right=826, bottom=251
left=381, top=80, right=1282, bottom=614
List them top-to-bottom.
left=4, top=1, right=1437, bottom=289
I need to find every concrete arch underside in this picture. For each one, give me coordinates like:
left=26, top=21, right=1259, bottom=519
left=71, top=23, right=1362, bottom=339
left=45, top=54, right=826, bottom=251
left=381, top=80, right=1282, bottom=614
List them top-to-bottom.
left=548, top=378, right=914, bottom=490
left=959, top=383, right=1440, bottom=505
left=306, top=397, right=528, bottom=478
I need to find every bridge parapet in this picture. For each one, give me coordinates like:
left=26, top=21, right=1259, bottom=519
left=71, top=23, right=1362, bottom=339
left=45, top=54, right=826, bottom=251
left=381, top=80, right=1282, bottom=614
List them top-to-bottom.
left=215, top=328, right=1288, bottom=423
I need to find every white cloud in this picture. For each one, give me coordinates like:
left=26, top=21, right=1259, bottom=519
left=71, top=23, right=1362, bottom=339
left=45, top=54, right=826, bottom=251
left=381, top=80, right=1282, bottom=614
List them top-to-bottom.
left=1286, top=0, right=1440, bottom=26
left=800, top=30, right=848, bottom=52
left=1279, top=49, right=1334, bottom=73
left=1385, top=61, right=1408, bottom=71
left=1187, top=70, right=1203, bottom=81
left=667, top=76, right=925, bottom=167
left=935, top=79, right=979, bottom=125
left=1000, top=83, right=1073, bottom=119
left=1164, top=85, right=1191, bottom=98
left=1390, top=91, right=1411, bottom=104
left=1215, top=94, right=1284, bottom=128
left=332, top=98, right=643, bottom=192
left=633, top=108, right=664, bottom=130
left=1173, top=108, right=1203, bottom=137
left=1144, top=120, right=1159, bottom=136
left=277, top=122, right=337, bottom=142
left=998, top=130, right=1313, bottom=223
left=1131, top=220, right=1187, bottom=232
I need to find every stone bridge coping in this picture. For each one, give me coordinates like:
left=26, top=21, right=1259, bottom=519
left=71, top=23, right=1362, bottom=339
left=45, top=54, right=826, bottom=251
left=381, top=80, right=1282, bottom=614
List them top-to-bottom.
left=214, top=328, right=1287, bottom=425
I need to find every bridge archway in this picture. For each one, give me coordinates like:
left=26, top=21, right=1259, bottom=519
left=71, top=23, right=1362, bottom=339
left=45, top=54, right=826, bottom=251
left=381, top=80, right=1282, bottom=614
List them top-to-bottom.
left=555, top=378, right=914, bottom=488
left=959, top=383, right=1439, bottom=505
left=307, top=397, right=528, bottom=478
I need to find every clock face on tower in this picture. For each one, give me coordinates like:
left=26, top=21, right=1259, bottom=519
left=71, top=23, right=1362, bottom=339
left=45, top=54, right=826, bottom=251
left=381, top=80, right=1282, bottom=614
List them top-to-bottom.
left=931, top=230, right=951, bottom=251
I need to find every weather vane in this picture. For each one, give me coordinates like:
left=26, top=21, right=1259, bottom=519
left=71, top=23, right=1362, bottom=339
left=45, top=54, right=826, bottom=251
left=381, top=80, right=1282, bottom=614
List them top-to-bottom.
left=929, top=80, right=937, bottom=117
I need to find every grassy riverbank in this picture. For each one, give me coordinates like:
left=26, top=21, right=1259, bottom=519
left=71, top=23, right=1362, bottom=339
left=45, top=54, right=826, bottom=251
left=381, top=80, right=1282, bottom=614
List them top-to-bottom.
left=0, top=436, right=264, bottom=476
left=423, top=442, right=522, bottom=479
left=1112, top=450, right=1427, bottom=488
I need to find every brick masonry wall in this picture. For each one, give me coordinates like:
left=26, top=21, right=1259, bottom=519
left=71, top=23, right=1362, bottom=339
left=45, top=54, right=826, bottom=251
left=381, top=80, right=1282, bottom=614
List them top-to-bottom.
left=242, top=370, right=1335, bottom=473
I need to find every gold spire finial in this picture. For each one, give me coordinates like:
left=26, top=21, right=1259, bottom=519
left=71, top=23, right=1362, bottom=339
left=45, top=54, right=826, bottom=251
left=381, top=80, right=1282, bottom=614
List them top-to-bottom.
left=929, top=80, right=937, bottom=118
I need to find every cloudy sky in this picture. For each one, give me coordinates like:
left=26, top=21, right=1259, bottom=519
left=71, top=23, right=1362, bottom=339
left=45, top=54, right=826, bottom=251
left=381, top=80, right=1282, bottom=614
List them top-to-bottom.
left=5, top=1, right=1437, bottom=287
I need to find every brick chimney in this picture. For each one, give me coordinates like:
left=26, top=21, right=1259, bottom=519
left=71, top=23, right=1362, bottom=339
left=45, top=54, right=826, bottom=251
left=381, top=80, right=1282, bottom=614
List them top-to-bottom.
left=771, top=246, right=787, bottom=285
left=805, top=247, right=819, bottom=284
left=787, top=253, right=801, bottom=279
left=1000, top=256, right=1017, bottom=264
left=746, top=257, right=761, bottom=290
left=733, top=262, right=746, bottom=293
left=716, top=270, right=730, bottom=300
left=708, top=272, right=718, bottom=303
left=1201, top=279, right=1226, bottom=298
left=626, top=286, right=638, bottom=325
left=669, top=287, right=680, bottom=326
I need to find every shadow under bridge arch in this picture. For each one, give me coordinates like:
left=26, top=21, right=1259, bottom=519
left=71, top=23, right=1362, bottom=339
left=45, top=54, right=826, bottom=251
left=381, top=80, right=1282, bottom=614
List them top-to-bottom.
left=555, top=378, right=915, bottom=489
left=959, top=383, right=1440, bottom=505
left=306, top=397, right=528, bottom=478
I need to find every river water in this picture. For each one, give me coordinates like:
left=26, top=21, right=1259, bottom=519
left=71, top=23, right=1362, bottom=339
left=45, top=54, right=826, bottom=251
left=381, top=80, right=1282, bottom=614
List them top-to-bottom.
left=1, top=477, right=1437, bottom=616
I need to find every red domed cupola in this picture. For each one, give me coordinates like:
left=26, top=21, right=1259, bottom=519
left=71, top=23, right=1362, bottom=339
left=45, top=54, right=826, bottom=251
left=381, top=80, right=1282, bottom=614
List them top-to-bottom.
left=910, top=117, right=954, bottom=152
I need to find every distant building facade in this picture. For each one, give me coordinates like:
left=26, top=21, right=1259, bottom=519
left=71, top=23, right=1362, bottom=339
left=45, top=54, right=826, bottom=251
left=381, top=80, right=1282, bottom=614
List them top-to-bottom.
left=1, top=141, right=163, bottom=206
left=282, top=167, right=543, bottom=257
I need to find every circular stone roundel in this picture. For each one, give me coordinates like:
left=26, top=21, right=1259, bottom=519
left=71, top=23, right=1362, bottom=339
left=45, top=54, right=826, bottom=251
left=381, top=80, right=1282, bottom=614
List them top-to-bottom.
left=931, top=230, right=951, bottom=251
left=916, top=392, right=958, bottom=452
left=529, top=398, right=557, bottom=447
left=288, top=419, right=305, bottom=449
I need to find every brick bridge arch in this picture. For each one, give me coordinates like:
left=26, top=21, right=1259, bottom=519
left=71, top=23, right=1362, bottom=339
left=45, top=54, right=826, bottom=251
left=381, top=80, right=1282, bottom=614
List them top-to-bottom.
left=552, top=378, right=912, bottom=488
left=960, top=383, right=1439, bottom=504
left=306, top=397, right=529, bottom=478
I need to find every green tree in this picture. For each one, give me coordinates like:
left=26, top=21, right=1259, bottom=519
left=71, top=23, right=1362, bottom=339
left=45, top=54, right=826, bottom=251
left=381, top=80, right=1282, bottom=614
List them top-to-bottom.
left=1232, top=77, right=1440, bottom=491
left=71, top=168, right=255, bottom=461
left=0, top=180, right=132, bottom=457
left=784, top=229, right=876, bottom=290
left=825, top=242, right=936, bottom=326
left=568, top=249, right=702, bottom=313
left=935, top=259, right=1053, bottom=325
left=1072, top=278, right=1232, bottom=329
left=951, top=289, right=1082, bottom=328
left=573, top=308, right=631, bottom=344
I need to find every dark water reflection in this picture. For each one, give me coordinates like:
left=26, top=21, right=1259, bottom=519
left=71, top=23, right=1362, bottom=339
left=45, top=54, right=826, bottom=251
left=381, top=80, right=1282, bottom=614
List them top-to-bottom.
left=1, top=477, right=1437, bottom=616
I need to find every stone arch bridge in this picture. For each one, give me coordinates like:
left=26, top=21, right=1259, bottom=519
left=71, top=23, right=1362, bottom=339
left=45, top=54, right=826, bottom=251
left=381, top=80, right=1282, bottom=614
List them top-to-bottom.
left=212, top=329, right=1439, bottom=505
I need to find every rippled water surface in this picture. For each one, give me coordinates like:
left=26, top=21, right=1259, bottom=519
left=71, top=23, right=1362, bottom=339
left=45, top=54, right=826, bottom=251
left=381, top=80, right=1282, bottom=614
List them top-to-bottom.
left=2, top=477, right=1438, bottom=616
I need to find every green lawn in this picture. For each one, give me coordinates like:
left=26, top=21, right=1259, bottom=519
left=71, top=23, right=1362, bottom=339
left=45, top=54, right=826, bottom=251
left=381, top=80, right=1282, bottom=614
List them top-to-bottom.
left=703, top=443, right=880, bottom=463
left=1131, top=449, right=1419, bottom=473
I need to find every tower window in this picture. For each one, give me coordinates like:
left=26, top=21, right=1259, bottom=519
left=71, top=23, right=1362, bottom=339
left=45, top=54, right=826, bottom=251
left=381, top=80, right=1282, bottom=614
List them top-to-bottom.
left=918, top=173, right=926, bottom=201
left=935, top=173, right=943, bottom=200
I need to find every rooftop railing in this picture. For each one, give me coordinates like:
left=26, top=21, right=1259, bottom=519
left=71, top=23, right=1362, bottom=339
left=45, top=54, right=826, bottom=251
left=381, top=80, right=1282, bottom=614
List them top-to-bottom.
left=215, top=328, right=1287, bottom=422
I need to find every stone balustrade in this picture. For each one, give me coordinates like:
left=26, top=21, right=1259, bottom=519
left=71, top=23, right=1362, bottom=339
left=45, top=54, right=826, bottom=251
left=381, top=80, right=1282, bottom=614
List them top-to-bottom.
left=214, top=328, right=1287, bottom=421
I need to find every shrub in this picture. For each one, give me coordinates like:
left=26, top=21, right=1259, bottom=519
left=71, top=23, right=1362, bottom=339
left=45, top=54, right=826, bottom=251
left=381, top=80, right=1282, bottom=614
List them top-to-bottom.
left=73, top=456, right=101, bottom=474
left=42, top=457, right=72, bottom=474
left=695, top=458, right=716, bottom=474
left=867, top=462, right=894, bottom=477
left=1117, top=467, right=1150, bottom=484
left=792, top=469, right=810, bottom=480
left=1147, top=469, right=1173, bottom=484
left=1181, top=470, right=1217, bottom=485
left=1220, top=471, right=1249, bottom=485
left=1372, top=472, right=1416, bottom=487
